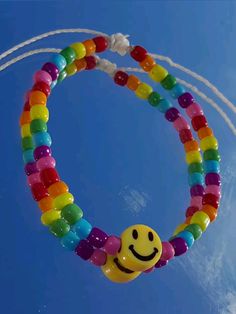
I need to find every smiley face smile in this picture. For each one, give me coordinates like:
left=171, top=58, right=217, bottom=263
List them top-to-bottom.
left=129, top=244, right=158, bottom=261
left=114, top=257, right=134, bottom=274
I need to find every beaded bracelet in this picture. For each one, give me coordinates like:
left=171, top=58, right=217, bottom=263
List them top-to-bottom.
left=19, top=34, right=221, bottom=283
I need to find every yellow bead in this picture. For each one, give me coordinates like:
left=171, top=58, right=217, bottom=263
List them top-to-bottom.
left=70, top=42, right=86, bottom=59
left=65, top=63, right=77, bottom=76
left=148, top=64, right=168, bottom=83
left=135, top=83, right=153, bottom=99
left=30, top=105, right=49, bottom=123
left=21, top=124, right=31, bottom=137
left=200, top=136, right=218, bottom=151
left=186, top=151, right=202, bottom=164
left=54, top=192, right=74, bottom=211
left=41, top=209, right=61, bottom=226
left=190, top=211, right=210, bottom=232
left=173, top=223, right=187, bottom=236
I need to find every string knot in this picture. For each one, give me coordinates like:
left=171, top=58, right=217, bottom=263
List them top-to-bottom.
left=108, top=33, right=130, bottom=56
left=96, top=57, right=117, bottom=76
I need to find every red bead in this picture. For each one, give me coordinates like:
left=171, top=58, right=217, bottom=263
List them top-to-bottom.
left=93, top=36, right=108, bottom=53
left=130, top=46, right=147, bottom=62
left=85, top=56, right=97, bottom=70
left=114, top=71, right=129, bottom=86
left=32, top=81, right=51, bottom=97
left=23, top=101, right=30, bottom=111
left=191, top=115, right=208, bottom=131
left=179, top=129, right=193, bottom=144
left=40, top=168, right=60, bottom=188
left=31, top=182, right=49, bottom=201
left=202, top=193, right=219, bottom=209
left=185, top=206, right=199, bottom=217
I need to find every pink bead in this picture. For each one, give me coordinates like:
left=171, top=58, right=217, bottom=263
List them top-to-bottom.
left=34, top=70, right=52, bottom=86
left=24, top=90, right=31, bottom=101
left=186, top=102, right=203, bottom=119
left=173, top=116, right=190, bottom=132
left=36, top=156, right=56, bottom=171
left=27, top=172, right=41, bottom=187
left=205, top=185, right=221, bottom=199
left=190, top=196, right=203, bottom=209
left=103, top=236, right=121, bottom=255
left=160, top=242, right=175, bottom=261
left=90, top=249, right=107, bottom=266
left=144, top=266, right=155, bottom=273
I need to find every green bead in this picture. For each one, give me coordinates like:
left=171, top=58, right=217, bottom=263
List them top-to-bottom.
left=60, top=47, right=76, bottom=65
left=58, top=70, right=67, bottom=83
left=160, top=74, right=177, bottom=90
left=148, top=91, right=162, bottom=107
left=30, top=119, right=47, bottom=134
left=21, top=136, right=33, bottom=151
left=203, top=149, right=221, bottom=161
left=188, top=162, right=203, bottom=174
left=61, top=204, right=83, bottom=225
left=49, top=219, right=70, bottom=237
left=185, top=224, right=202, bottom=240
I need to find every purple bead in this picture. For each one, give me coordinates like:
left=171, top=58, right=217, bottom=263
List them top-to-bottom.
left=41, top=62, right=59, bottom=81
left=178, top=92, right=194, bottom=108
left=165, top=107, right=180, bottom=122
left=34, top=145, right=52, bottom=161
left=24, top=162, right=38, bottom=176
left=205, top=173, right=221, bottom=186
left=190, top=184, right=205, bottom=197
left=87, top=227, right=108, bottom=248
left=169, top=238, right=188, bottom=256
left=75, top=240, right=94, bottom=260
left=155, top=259, right=168, bottom=268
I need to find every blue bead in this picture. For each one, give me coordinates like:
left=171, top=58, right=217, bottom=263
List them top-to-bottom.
left=50, top=54, right=67, bottom=71
left=50, top=80, right=57, bottom=89
left=170, top=83, right=186, bottom=99
left=157, top=99, right=173, bottom=113
left=33, top=132, right=52, bottom=147
left=23, top=149, right=34, bottom=164
left=204, top=160, right=220, bottom=174
left=188, top=172, right=204, bottom=187
left=72, top=218, right=92, bottom=239
left=60, top=231, right=80, bottom=251
left=177, top=231, right=194, bottom=248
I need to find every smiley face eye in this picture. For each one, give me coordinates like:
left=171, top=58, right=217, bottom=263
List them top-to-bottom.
left=132, top=229, right=138, bottom=240
left=148, top=231, right=154, bottom=241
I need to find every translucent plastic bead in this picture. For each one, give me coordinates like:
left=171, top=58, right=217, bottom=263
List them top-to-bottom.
left=93, top=36, right=108, bottom=52
left=83, top=39, right=96, bottom=56
left=70, top=42, right=86, bottom=59
left=130, top=46, right=147, bottom=62
left=60, top=47, right=76, bottom=65
left=50, top=54, right=67, bottom=71
left=139, top=55, right=155, bottom=72
left=84, top=56, right=97, bottom=70
left=74, top=58, right=87, bottom=71
left=41, top=62, right=59, bottom=81
left=65, top=63, right=77, bottom=76
left=148, top=64, right=168, bottom=82
left=34, top=70, right=52, bottom=86
left=58, top=70, right=67, bottom=83
left=114, top=71, right=129, bottom=86
left=160, top=74, right=176, bottom=90
left=126, top=75, right=141, bottom=91
left=50, top=80, right=57, bottom=89
left=32, top=81, right=51, bottom=97
left=135, top=82, right=153, bottom=99
left=169, top=83, right=186, bottom=99
left=29, top=90, right=47, bottom=107
left=148, top=91, right=162, bottom=107
left=178, top=92, right=194, bottom=108
left=157, top=99, right=172, bottom=113
left=23, top=101, right=30, bottom=111
left=186, top=102, right=203, bottom=119
left=30, top=105, right=49, bottom=123
left=165, top=107, right=180, bottom=122
left=19, top=111, right=31, bottom=126
left=192, top=115, right=208, bottom=131
left=173, top=116, right=190, bottom=132
left=30, top=119, right=47, bottom=134
left=21, top=124, right=31, bottom=137
left=198, top=127, right=213, bottom=140
left=179, top=129, right=193, bottom=143
left=33, top=132, right=52, bottom=147
left=21, top=136, right=33, bottom=151
left=200, top=136, right=218, bottom=151
left=184, top=141, right=199, bottom=153
left=34, top=145, right=52, bottom=161
left=23, top=149, right=34, bottom=164
left=204, top=149, right=221, bottom=161
left=186, top=151, right=202, bottom=164
left=37, top=156, right=56, bottom=171
left=204, top=160, right=220, bottom=174
left=25, top=162, right=38, bottom=176
left=40, top=168, right=59, bottom=188
left=27, top=172, right=41, bottom=187
left=188, top=173, right=204, bottom=187
left=48, top=181, right=69, bottom=198
left=31, top=182, right=49, bottom=201
left=190, top=184, right=205, bottom=197
left=205, top=185, right=221, bottom=198
left=54, top=193, right=74, bottom=211
left=202, top=193, right=219, bottom=209
left=38, top=196, right=54, bottom=212
left=190, top=196, right=203, bottom=208
left=61, top=203, right=83, bottom=225
left=201, top=204, right=218, bottom=222
left=185, top=206, right=199, bottom=217
left=41, top=209, right=61, bottom=225
left=190, top=211, right=210, bottom=232
left=50, top=218, right=70, bottom=238
left=72, top=218, right=92, bottom=239
left=173, top=223, right=187, bottom=236
left=184, top=224, right=202, bottom=240
left=87, top=227, right=108, bottom=248
left=61, top=231, right=80, bottom=251
left=177, top=231, right=194, bottom=248
left=103, top=236, right=121, bottom=255
left=169, top=237, right=188, bottom=256
left=75, top=239, right=94, bottom=260
left=160, top=241, right=175, bottom=261
left=90, top=249, right=107, bottom=266
left=155, top=259, right=168, bottom=268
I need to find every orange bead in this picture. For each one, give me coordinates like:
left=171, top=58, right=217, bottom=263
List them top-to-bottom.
left=83, top=39, right=96, bottom=56
left=139, top=55, right=155, bottom=72
left=74, top=58, right=87, bottom=71
left=126, top=75, right=141, bottom=91
left=29, top=90, right=47, bottom=107
left=19, top=111, right=31, bottom=126
left=198, top=127, right=213, bottom=140
left=184, top=140, right=199, bottom=153
left=48, top=181, right=69, bottom=198
left=38, top=196, right=54, bottom=212
left=202, top=204, right=218, bottom=222
left=185, top=216, right=192, bottom=224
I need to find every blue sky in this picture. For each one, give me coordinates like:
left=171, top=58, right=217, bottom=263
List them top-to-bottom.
left=0, top=1, right=236, bottom=313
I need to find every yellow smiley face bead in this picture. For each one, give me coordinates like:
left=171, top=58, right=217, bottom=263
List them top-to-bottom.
left=117, top=225, right=162, bottom=272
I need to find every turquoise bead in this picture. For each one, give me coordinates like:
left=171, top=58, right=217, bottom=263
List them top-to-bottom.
left=51, top=54, right=67, bottom=71
left=50, top=80, right=57, bottom=89
left=170, top=83, right=186, bottom=99
left=157, top=99, right=173, bottom=113
left=33, top=132, right=52, bottom=147
left=23, top=149, right=34, bottom=164
left=204, top=160, right=220, bottom=173
left=188, top=172, right=204, bottom=187
left=72, top=218, right=92, bottom=239
left=61, top=231, right=80, bottom=251
left=177, top=231, right=194, bottom=248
